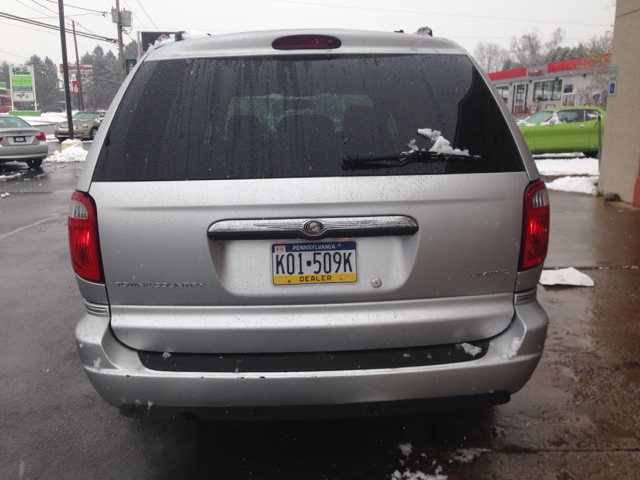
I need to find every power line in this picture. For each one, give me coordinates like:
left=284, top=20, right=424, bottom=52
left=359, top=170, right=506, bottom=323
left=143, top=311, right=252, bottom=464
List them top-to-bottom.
left=41, top=0, right=108, bottom=16
left=133, top=0, right=159, bottom=30
left=265, top=0, right=612, bottom=28
left=0, top=11, right=118, bottom=43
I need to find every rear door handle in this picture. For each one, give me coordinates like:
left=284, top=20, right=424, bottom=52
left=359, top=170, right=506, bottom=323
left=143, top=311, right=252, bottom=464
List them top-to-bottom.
left=208, top=216, right=419, bottom=241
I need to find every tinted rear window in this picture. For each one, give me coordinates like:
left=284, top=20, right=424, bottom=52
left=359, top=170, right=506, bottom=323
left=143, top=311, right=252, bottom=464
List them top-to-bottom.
left=94, top=54, right=524, bottom=181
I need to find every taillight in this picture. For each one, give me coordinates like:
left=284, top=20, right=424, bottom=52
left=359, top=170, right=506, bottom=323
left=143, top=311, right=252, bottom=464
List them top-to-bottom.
left=272, top=34, right=341, bottom=50
left=36, top=131, right=46, bottom=141
left=520, top=180, right=550, bottom=270
left=68, top=190, right=103, bottom=282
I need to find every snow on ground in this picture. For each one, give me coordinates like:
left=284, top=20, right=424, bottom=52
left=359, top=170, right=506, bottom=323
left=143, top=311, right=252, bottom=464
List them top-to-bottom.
left=44, top=145, right=88, bottom=163
left=533, top=156, right=600, bottom=195
left=534, top=157, right=599, bottom=176
left=546, top=176, right=598, bottom=195
left=540, top=267, right=595, bottom=287
left=391, top=467, right=447, bottom=480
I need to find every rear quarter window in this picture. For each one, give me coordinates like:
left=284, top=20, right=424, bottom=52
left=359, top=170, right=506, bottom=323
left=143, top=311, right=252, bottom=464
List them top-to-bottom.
left=94, top=54, right=524, bottom=181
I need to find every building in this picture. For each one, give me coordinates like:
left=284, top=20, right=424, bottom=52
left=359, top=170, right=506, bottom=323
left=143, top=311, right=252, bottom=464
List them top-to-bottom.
left=599, top=0, right=640, bottom=207
left=488, top=57, right=609, bottom=116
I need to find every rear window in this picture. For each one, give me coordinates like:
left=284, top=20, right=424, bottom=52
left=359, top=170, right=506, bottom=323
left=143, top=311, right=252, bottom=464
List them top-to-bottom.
left=94, top=54, right=524, bottom=181
left=0, top=116, right=31, bottom=128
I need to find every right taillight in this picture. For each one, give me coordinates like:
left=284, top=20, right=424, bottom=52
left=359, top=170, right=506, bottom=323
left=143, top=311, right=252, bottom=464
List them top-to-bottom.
left=520, top=180, right=550, bottom=270
left=68, top=190, right=103, bottom=282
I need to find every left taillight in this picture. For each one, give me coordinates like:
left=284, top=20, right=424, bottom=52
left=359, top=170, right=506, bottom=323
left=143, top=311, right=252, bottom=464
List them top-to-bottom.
left=36, top=131, right=46, bottom=141
left=519, top=180, right=550, bottom=270
left=68, top=190, right=103, bottom=282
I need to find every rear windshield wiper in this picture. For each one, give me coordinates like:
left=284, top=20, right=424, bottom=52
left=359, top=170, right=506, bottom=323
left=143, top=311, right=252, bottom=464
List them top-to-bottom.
left=342, top=150, right=481, bottom=169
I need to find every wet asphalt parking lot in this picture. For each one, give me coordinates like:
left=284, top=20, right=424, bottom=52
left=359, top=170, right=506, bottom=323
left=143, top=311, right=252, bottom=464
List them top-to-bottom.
left=0, top=133, right=639, bottom=479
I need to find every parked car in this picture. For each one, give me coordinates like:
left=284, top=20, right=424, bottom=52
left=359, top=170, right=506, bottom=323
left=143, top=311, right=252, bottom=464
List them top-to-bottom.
left=69, top=29, right=549, bottom=420
left=41, top=104, right=66, bottom=113
left=518, top=106, right=605, bottom=157
left=54, top=111, right=103, bottom=141
left=0, top=114, right=48, bottom=168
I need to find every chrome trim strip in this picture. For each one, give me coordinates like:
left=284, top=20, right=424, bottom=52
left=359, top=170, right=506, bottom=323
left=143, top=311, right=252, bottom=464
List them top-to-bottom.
left=208, top=216, right=418, bottom=241
left=514, top=289, right=537, bottom=305
left=84, top=301, right=110, bottom=317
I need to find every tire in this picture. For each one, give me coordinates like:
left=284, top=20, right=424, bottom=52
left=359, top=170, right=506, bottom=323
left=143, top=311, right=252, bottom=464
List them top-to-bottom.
left=89, top=127, right=98, bottom=140
left=57, top=137, right=67, bottom=143
left=583, top=151, right=598, bottom=158
left=26, top=159, right=43, bottom=168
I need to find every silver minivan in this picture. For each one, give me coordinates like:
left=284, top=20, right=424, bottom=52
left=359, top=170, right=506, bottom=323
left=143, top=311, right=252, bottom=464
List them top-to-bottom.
left=69, top=29, right=550, bottom=419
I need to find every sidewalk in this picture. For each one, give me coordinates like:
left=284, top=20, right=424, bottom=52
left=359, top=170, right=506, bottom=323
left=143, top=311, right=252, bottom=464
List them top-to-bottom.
left=545, top=190, right=640, bottom=269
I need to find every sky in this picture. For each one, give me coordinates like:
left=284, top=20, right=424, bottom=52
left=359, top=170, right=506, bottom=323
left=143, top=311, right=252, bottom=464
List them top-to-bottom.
left=0, top=0, right=616, bottom=67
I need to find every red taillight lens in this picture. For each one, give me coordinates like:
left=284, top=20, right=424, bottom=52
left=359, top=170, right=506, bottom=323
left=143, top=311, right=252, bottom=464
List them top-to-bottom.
left=272, top=34, right=341, bottom=50
left=36, top=131, right=46, bottom=141
left=520, top=180, right=550, bottom=270
left=68, top=190, right=103, bottom=282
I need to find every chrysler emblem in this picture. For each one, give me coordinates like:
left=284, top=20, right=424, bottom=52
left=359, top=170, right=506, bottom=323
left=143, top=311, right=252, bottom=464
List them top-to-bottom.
left=304, top=220, right=324, bottom=235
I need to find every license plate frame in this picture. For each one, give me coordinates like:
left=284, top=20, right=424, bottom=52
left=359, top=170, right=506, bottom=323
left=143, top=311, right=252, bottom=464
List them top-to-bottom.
left=14, top=136, right=26, bottom=143
left=272, top=241, right=357, bottom=285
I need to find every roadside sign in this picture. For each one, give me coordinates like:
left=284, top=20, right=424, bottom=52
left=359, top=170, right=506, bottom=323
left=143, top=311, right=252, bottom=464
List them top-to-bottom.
left=60, top=64, right=93, bottom=75
left=10, top=65, right=36, bottom=108
left=609, top=67, right=618, bottom=96
left=72, top=80, right=79, bottom=94
left=0, top=82, right=6, bottom=94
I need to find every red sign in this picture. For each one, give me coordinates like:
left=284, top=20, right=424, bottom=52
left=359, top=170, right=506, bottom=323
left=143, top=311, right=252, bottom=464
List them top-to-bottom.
left=72, top=80, right=79, bottom=94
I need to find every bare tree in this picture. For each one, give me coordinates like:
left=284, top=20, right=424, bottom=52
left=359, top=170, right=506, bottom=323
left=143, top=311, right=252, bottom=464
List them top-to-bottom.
left=544, top=28, right=565, bottom=52
left=509, top=29, right=545, bottom=67
left=573, top=32, right=613, bottom=107
left=473, top=41, right=510, bottom=73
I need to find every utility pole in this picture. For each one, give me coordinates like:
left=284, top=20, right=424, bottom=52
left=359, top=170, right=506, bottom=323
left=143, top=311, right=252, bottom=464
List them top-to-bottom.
left=57, top=0, right=74, bottom=140
left=115, top=0, right=125, bottom=81
left=72, top=21, right=84, bottom=111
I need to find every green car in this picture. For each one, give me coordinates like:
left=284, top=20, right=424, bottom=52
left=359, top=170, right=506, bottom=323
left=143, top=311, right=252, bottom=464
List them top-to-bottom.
left=518, top=106, right=605, bottom=157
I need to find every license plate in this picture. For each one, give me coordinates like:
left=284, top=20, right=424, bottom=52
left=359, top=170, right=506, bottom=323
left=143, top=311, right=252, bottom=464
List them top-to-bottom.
left=14, top=136, right=26, bottom=143
left=272, top=241, right=357, bottom=285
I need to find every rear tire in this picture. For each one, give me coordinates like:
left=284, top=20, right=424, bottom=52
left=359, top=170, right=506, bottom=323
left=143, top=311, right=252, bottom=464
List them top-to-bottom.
left=90, top=127, right=98, bottom=140
left=57, top=137, right=67, bottom=143
left=583, top=151, right=598, bottom=158
left=26, top=159, right=43, bottom=168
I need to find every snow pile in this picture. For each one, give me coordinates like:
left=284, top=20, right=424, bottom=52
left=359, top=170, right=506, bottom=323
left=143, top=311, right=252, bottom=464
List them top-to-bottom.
left=147, top=30, right=210, bottom=52
left=541, top=114, right=560, bottom=125
left=417, top=128, right=469, bottom=156
left=46, top=134, right=57, bottom=142
left=45, top=146, right=88, bottom=163
left=535, top=158, right=598, bottom=176
left=546, top=176, right=598, bottom=195
left=0, top=192, right=10, bottom=199
left=540, top=267, right=594, bottom=287
left=506, top=337, right=522, bottom=359
left=459, top=343, right=482, bottom=356
left=398, top=443, right=413, bottom=457
left=451, top=449, right=491, bottom=463
left=391, top=467, right=447, bottom=480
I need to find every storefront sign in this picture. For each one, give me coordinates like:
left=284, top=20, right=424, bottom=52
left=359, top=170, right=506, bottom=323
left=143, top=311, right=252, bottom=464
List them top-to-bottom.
left=59, top=64, right=93, bottom=75
left=528, top=69, right=543, bottom=76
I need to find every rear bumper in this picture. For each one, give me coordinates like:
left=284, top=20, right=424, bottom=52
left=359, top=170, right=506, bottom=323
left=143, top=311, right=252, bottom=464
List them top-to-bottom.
left=0, top=145, right=48, bottom=161
left=75, top=299, right=547, bottom=417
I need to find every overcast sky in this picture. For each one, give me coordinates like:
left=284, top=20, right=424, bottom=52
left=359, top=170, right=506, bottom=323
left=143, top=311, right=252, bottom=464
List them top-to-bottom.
left=1, top=0, right=616, bottom=67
